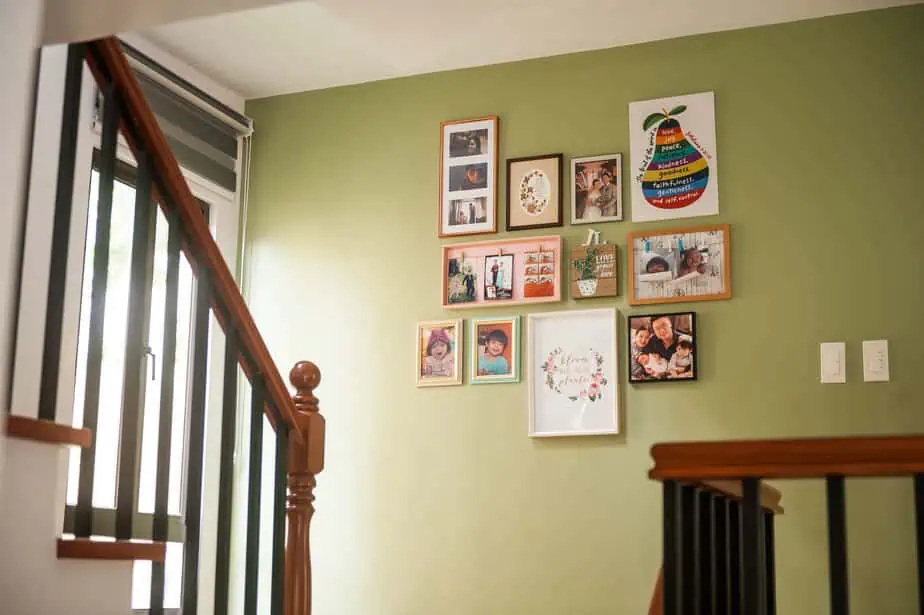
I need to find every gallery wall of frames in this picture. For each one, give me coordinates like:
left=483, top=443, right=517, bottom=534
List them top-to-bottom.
left=422, top=91, right=726, bottom=438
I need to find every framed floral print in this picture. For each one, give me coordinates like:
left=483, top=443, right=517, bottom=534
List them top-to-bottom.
left=439, top=116, right=499, bottom=237
left=506, top=153, right=563, bottom=231
left=527, top=308, right=619, bottom=437
left=470, top=316, right=520, bottom=384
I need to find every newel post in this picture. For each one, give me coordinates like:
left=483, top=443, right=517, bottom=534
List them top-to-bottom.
left=285, top=361, right=325, bottom=615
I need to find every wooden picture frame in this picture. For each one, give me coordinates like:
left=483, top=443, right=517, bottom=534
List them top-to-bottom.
left=439, top=116, right=499, bottom=238
left=506, top=153, right=563, bottom=231
left=627, top=224, right=731, bottom=306
left=441, top=235, right=562, bottom=309
left=527, top=308, right=619, bottom=437
left=470, top=316, right=520, bottom=384
left=416, top=319, right=463, bottom=387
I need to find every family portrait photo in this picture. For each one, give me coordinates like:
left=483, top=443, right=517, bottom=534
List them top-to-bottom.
left=439, top=116, right=498, bottom=237
left=449, top=129, right=489, bottom=158
left=572, top=154, right=622, bottom=223
left=628, top=224, right=731, bottom=305
left=484, top=254, right=514, bottom=300
left=628, top=312, right=696, bottom=383
left=471, top=316, right=519, bottom=384
left=416, top=319, right=462, bottom=387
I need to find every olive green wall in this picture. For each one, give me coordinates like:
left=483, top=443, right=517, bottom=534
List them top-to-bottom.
left=245, top=6, right=924, bottom=614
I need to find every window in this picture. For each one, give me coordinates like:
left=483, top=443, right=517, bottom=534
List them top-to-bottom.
left=65, top=154, right=206, bottom=611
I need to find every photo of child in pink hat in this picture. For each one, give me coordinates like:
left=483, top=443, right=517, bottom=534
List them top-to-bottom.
left=417, top=320, right=463, bottom=386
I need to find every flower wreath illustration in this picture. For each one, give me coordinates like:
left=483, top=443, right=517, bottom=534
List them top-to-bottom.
left=541, top=347, right=608, bottom=402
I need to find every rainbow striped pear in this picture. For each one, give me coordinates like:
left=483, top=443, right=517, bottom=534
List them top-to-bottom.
left=641, top=105, right=709, bottom=209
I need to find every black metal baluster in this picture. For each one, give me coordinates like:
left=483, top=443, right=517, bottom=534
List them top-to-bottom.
left=38, top=43, right=85, bottom=421
left=73, top=79, right=120, bottom=538
left=115, top=151, right=156, bottom=541
left=150, top=209, right=180, bottom=615
left=181, top=268, right=210, bottom=614
left=213, top=330, right=239, bottom=615
left=243, top=375, right=266, bottom=615
left=272, top=418, right=289, bottom=615
left=915, top=475, right=924, bottom=615
left=827, top=476, right=849, bottom=615
left=742, top=479, right=766, bottom=615
left=663, top=480, right=681, bottom=615
left=681, top=485, right=696, bottom=614
left=696, top=491, right=714, bottom=615
left=714, top=496, right=729, bottom=615
left=729, top=498, right=741, bottom=615
left=765, top=511, right=777, bottom=615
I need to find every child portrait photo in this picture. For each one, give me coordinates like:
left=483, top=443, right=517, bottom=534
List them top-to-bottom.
left=484, top=254, right=514, bottom=300
left=628, top=312, right=696, bottom=383
left=471, top=316, right=520, bottom=384
left=417, top=319, right=463, bottom=387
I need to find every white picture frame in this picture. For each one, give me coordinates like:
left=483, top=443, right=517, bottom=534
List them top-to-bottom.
left=571, top=153, right=623, bottom=223
left=527, top=308, right=619, bottom=437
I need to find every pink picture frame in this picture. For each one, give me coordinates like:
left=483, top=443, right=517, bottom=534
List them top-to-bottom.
left=441, top=235, right=562, bottom=309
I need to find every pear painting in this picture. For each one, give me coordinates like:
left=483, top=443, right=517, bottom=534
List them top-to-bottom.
left=629, top=92, right=720, bottom=222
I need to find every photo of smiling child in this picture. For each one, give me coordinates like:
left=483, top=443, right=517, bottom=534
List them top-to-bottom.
left=471, top=317, right=520, bottom=384
left=417, top=319, right=462, bottom=387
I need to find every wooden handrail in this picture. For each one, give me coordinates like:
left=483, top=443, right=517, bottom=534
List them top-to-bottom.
left=81, top=38, right=303, bottom=444
left=650, top=434, right=924, bottom=480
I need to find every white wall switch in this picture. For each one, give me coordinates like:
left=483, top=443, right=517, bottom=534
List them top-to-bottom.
left=863, top=340, right=890, bottom=382
left=820, top=342, right=846, bottom=383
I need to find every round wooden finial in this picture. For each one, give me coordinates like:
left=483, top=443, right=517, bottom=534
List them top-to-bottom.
left=290, top=360, right=321, bottom=393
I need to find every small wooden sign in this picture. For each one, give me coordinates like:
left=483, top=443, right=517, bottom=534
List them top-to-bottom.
left=570, top=244, right=618, bottom=299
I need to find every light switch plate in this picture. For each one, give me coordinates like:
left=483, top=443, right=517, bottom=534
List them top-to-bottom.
left=863, top=340, right=890, bottom=382
left=820, top=342, right=846, bottom=383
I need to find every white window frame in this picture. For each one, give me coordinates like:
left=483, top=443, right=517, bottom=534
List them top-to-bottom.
left=11, top=42, right=246, bottom=615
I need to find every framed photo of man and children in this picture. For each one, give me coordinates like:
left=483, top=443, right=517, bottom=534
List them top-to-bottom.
left=439, top=116, right=499, bottom=238
left=572, top=154, right=622, bottom=223
left=628, top=312, right=697, bottom=383
left=471, top=316, right=520, bottom=384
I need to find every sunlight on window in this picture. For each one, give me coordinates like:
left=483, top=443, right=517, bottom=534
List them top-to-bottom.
left=67, top=170, right=137, bottom=508
left=132, top=542, right=184, bottom=610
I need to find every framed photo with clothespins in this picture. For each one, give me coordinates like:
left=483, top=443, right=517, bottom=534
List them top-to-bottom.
left=627, top=224, right=731, bottom=305
left=484, top=248, right=513, bottom=300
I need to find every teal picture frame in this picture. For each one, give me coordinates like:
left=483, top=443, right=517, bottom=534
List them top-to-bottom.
left=470, top=315, right=520, bottom=384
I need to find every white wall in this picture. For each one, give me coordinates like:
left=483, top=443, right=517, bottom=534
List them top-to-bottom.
left=0, top=0, right=44, bottom=480
left=43, top=0, right=297, bottom=45
left=0, top=439, right=134, bottom=614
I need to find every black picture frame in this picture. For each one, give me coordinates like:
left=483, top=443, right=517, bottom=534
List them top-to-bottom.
left=505, top=153, right=564, bottom=231
left=627, top=311, right=698, bottom=384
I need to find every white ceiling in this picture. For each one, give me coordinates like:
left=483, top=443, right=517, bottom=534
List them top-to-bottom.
left=142, top=0, right=920, bottom=99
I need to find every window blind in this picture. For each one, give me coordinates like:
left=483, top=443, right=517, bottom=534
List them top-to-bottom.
left=119, top=42, right=252, bottom=192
